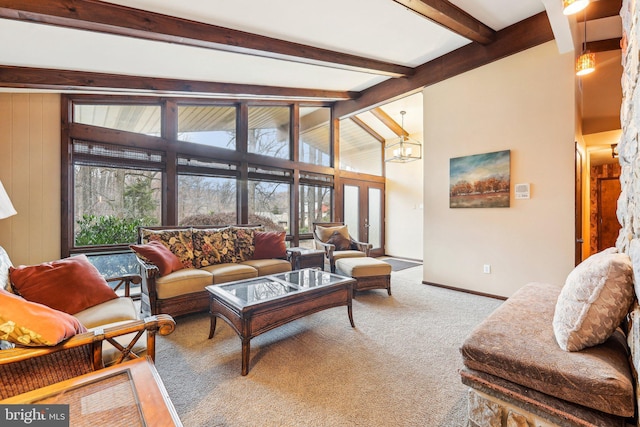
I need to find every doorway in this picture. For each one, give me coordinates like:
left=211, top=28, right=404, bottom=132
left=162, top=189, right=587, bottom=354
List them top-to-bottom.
left=590, top=163, right=621, bottom=253
left=342, top=179, right=385, bottom=257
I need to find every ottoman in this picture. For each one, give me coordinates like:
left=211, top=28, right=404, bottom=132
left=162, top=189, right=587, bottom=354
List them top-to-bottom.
left=335, top=257, right=392, bottom=296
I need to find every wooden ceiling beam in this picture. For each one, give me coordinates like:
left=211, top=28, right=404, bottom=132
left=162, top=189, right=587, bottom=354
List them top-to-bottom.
left=0, top=0, right=413, bottom=78
left=393, top=0, right=495, bottom=44
left=577, top=0, right=623, bottom=22
left=334, top=12, right=554, bottom=118
left=586, top=37, right=622, bottom=52
left=0, top=66, right=355, bottom=100
left=371, top=108, right=409, bottom=137
left=350, top=117, right=386, bottom=143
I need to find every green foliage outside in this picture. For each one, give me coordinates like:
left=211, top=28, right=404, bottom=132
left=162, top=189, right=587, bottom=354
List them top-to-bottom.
left=75, top=214, right=148, bottom=246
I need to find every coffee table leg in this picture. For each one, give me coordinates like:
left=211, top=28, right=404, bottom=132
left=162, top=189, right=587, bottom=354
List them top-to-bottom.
left=208, top=315, right=217, bottom=339
left=241, top=338, right=250, bottom=376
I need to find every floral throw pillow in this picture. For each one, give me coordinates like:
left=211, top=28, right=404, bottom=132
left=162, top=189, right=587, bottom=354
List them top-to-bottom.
left=230, top=226, right=262, bottom=262
left=139, top=228, right=194, bottom=269
left=192, top=228, right=233, bottom=267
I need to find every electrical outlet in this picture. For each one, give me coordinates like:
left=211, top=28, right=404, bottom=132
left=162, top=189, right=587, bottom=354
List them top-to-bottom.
left=483, top=264, right=491, bottom=274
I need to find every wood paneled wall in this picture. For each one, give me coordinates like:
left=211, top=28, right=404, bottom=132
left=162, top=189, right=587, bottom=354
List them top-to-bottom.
left=0, top=93, right=61, bottom=265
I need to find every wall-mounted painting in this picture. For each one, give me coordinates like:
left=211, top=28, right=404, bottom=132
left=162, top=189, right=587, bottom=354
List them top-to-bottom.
left=450, top=150, right=510, bottom=208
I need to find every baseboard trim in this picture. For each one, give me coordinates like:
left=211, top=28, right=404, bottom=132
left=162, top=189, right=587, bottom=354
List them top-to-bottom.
left=382, top=255, right=423, bottom=263
left=422, top=281, right=507, bottom=301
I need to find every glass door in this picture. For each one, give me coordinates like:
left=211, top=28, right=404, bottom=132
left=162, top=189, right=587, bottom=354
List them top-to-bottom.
left=342, top=180, right=385, bottom=257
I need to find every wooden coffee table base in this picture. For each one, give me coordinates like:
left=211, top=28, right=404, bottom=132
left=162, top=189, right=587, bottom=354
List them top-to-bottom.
left=208, top=278, right=355, bottom=376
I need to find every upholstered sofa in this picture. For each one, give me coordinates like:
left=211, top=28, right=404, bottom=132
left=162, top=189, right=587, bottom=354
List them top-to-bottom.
left=134, top=225, right=292, bottom=318
left=0, top=245, right=176, bottom=398
left=460, top=248, right=639, bottom=426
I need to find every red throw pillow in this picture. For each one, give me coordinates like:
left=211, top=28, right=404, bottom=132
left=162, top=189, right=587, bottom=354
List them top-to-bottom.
left=253, top=231, right=286, bottom=259
left=326, top=231, right=352, bottom=251
left=130, top=241, right=183, bottom=276
left=9, top=255, right=118, bottom=315
left=0, top=288, right=86, bottom=346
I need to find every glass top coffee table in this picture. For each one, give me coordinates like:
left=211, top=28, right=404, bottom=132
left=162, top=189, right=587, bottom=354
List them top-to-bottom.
left=206, top=268, right=356, bottom=375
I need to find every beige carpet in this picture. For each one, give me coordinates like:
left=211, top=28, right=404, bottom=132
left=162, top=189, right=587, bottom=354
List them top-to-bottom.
left=154, top=267, right=502, bottom=427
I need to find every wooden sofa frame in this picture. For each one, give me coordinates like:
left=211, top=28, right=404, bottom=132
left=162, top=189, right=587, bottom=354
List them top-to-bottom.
left=0, top=314, right=175, bottom=399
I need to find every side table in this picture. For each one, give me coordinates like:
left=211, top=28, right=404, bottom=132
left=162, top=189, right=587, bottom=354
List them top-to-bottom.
left=286, top=247, right=326, bottom=271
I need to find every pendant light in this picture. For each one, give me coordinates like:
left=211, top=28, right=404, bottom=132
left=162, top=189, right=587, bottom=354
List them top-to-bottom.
left=563, top=0, right=589, bottom=15
left=576, top=9, right=595, bottom=76
left=384, top=111, right=422, bottom=163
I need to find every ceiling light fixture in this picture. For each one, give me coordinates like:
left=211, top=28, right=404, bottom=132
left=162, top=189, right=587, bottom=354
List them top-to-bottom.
left=563, top=0, right=589, bottom=15
left=576, top=9, right=595, bottom=76
left=384, top=111, right=422, bottom=163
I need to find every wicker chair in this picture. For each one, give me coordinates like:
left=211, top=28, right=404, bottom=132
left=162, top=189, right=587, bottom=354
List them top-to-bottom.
left=312, top=222, right=372, bottom=273
left=0, top=313, right=175, bottom=399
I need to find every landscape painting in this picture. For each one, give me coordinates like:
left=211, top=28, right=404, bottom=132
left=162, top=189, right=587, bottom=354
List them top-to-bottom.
left=449, top=150, right=510, bottom=208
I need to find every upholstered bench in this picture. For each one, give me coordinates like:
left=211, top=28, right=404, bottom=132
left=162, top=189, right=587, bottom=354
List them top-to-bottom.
left=335, top=257, right=392, bottom=296
left=460, top=281, right=635, bottom=426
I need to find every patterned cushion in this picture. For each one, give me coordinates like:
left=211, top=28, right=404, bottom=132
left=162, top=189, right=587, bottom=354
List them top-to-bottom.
left=229, top=226, right=262, bottom=262
left=191, top=227, right=233, bottom=267
left=139, top=228, right=194, bottom=269
left=553, top=249, right=634, bottom=351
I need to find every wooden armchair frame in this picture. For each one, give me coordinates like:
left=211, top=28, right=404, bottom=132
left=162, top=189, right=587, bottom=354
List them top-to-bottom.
left=312, top=222, right=372, bottom=272
left=0, top=314, right=175, bottom=399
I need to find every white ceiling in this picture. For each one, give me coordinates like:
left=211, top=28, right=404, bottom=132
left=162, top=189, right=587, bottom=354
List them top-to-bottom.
left=0, top=0, right=620, bottom=143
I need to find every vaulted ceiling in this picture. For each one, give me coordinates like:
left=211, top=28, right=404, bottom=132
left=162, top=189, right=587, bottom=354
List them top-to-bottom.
left=0, top=0, right=623, bottom=140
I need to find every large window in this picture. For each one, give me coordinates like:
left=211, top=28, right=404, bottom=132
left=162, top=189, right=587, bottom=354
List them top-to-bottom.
left=63, top=96, right=384, bottom=260
left=73, top=104, right=161, bottom=136
left=178, top=105, right=236, bottom=149
left=248, top=106, right=290, bottom=159
left=300, top=107, right=331, bottom=167
left=339, top=118, right=383, bottom=176
left=178, top=175, right=237, bottom=225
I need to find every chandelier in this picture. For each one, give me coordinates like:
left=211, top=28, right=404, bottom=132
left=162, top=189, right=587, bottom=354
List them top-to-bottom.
left=384, top=111, right=422, bottom=163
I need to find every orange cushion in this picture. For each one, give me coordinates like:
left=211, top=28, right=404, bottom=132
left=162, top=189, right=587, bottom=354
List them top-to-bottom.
left=253, top=231, right=286, bottom=259
left=130, top=240, right=183, bottom=276
left=9, top=255, right=118, bottom=315
left=0, top=288, right=87, bottom=346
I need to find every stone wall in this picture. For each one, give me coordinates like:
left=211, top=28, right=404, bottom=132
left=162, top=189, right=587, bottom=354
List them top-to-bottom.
left=618, top=0, right=639, bottom=256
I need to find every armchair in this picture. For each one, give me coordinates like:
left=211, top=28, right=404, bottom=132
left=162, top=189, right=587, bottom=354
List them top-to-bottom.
left=312, top=222, right=372, bottom=272
left=0, top=314, right=175, bottom=399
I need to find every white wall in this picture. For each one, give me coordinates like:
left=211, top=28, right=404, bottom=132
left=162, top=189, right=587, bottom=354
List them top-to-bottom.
left=423, top=41, right=576, bottom=297
left=0, top=93, right=61, bottom=266
left=385, top=131, right=424, bottom=260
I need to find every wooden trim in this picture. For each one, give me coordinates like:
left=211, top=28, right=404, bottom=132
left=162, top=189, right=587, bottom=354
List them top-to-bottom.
left=0, top=0, right=412, bottom=77
left=392, top=0, right=495, bottom=45
left=577, top=0, right=623, bottom=22
left=334, top=12, right=554, bottom=118
left=586, top=38, right=622, bottom=52
left=0, top=66, right=355, bottom=101
left=371, top=107, right=408, bottom=137
left=350, top=116, right=385, bottom=143
left=422, top=281, right=507, bottom=301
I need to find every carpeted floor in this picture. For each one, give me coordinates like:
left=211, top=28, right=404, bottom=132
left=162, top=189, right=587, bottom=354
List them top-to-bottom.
left=380, top=257, right=423, bottom=272
left=154, top=268, right=502, bottom=427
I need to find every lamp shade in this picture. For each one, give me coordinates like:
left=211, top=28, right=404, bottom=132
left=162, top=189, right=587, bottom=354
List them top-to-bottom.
left=563, top=0, right=589, bottom=15
left=576, top=52, right=596, bottom=76
left=0, top=180, right=17, bottom=220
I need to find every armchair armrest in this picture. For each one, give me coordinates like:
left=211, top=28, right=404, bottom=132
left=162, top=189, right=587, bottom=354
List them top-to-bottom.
left=314, top=239, right=335, bottom=260
left=351, top=239, right=372, bottom=256
left=105, top=274, right=142, bottom=298
left=0, top=314, right=175, bottom=399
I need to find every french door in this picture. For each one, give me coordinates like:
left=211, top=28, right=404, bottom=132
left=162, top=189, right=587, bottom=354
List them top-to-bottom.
left=341, top=179, right=385, bottom=257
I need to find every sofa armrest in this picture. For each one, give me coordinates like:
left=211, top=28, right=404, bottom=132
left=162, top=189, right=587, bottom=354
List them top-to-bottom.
left=134, top=256, right=160, bottom=316
left=0, top=314, right=175, bottom=399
